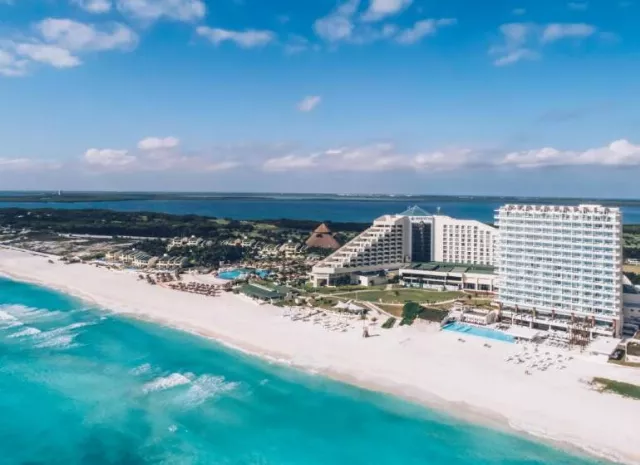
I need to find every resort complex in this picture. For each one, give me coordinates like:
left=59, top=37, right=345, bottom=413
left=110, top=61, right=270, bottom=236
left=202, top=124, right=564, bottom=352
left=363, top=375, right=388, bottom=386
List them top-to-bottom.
left=307, top=203, right=639, bottom=342
left=310, top=206, right=497, bottom=287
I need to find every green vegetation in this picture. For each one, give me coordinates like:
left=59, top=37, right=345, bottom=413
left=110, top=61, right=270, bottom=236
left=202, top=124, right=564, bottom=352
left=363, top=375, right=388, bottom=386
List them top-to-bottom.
left=0, top=208, right=367, bottom=238
left=336, top=289, right=463, bottom=304
left=400, top=302, right=423, bottom=326
left=418, top=307, right=449, bottom=323
left=381, top=317, right=397, bottom=329
left=592, top=377, right=640, bottom=400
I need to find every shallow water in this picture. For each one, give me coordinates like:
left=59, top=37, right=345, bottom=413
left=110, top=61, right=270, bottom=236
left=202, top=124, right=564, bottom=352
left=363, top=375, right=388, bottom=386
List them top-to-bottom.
left=0, top=277, right=611, bottom=464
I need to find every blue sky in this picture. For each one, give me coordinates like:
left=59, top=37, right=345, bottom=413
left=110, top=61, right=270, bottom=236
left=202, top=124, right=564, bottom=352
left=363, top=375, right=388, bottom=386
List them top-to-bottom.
left=0, top=0, right=639, bottom=197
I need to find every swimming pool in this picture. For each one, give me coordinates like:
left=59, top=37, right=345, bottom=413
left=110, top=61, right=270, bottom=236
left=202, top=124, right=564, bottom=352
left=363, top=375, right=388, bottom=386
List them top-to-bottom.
left=218, top=268, right=270, bottom=280
left=443, top=322, right=515, bottom=343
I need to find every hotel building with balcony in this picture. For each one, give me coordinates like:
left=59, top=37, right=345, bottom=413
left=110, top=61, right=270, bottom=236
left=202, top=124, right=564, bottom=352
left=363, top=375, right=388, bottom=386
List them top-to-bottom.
left=495, top=204, right=623, bottom=337
left=309, top=206, right=498, bottom=287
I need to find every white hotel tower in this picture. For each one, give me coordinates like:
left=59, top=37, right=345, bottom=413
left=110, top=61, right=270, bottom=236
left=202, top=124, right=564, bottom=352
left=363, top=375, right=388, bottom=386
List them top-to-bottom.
left=496, top=204, right=623, bottom=336
left=310, top=207, right=497, bottom=287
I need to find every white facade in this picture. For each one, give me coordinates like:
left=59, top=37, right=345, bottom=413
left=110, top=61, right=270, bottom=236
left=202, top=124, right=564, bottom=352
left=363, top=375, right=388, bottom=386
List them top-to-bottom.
left=496, top=204, right=623, bottom=335
left=310, top=215, right=411, bottom=286
left=432, top=215, right=497, bottom=266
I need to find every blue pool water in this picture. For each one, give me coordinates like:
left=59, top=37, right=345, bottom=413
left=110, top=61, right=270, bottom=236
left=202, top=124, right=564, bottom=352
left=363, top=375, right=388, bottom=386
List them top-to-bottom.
left=218, top=268, right=269, bottom=280
left=0, top=277, right=609, bottom=464
left=444, top=322, right=515, bottom=343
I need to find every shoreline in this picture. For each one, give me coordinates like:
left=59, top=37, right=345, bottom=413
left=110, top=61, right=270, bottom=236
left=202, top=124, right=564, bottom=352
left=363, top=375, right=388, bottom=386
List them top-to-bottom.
left=0, top=249, right=639, bottom=464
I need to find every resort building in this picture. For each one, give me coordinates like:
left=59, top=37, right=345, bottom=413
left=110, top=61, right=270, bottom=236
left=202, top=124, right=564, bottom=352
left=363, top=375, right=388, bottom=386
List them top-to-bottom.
left=496, top=204, right=623, bottom=337
left=310, top=206, right=498, bottom=287
left=311, top=207, right=498, bottom=286
left=310, top=214, right=412, bottom=287
left=432, top=215, right=497, bottom=266
left=169, top=236, right=204, bottom=249
left=279, top=241, right=303, bottom=257
left=156, top=256, right=188, bottom=269
left=400, top=262, right=498, bottom=293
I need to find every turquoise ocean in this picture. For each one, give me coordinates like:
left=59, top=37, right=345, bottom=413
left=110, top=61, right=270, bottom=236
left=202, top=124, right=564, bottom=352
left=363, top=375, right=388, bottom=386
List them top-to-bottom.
left=0, top=277, right=611, bottom=465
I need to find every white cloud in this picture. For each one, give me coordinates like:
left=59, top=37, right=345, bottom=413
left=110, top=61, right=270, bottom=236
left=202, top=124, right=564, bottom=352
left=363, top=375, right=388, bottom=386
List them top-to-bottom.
left=71, top=0, right=112, bottom=14
left=116, top=0, right=206, bottom=23
left=313, top=0, right=360, bottom=42
left=313, top=0, right=455, bottom=46
left=362, top=0, right=412, bottom=22
left=568, top=2, right=589, bottom=10
left=0, top=18, right=138, bottom=76
left=395, top=18, right=456, bottom=44
left=36, top=19, right=138, bottom=51
left=491, top=22, right=598, bottom=66
left=541, top=23, right=596, bottom=43
left=196, top=27, right=275, bottom=48
left=284, top=34, right=314, bottom=54
left=14, top=43, right=81, bottom=68
left=493, top=48, right=539, bottom=66
left=0, top=49, right=29, bottom=76
left=297, top=95, right=321, bottom=112
left=137, top=136, right=180, bottom=150
left=83, top=139, right=241, bottom=172
left=498, top=140, right=640, bottom=168
left=263, top=144, right=477, bottom=173
left=84, top=148, right=136, bottom=167
left=263, top=154, right=320, bottom=172
left=0, top=157, right=61, bottom=171
left=203, top=161, right=240, bottom=172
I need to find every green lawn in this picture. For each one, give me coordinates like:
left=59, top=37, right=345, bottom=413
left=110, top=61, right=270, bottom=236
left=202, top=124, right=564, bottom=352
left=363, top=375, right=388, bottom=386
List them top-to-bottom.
left=336, top=289, right=463, bottom=304
left=593, top=377, right=640, bottom=400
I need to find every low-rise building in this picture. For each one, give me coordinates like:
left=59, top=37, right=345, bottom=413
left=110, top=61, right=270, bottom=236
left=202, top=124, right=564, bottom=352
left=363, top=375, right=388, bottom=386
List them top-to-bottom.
left=169, top=236, right=204, bottom=249
left=279, top=241, right=302, bottom=257
left=156, top=256, right=188, bottom=269
left=400, top=262, right=498, bottom=293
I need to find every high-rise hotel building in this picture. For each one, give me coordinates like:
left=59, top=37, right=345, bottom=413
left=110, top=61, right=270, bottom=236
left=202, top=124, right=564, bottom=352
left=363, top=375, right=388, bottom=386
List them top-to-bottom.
left=496, top=204, right=623, bottom=336
left=310, top=206, right=498, bottom=287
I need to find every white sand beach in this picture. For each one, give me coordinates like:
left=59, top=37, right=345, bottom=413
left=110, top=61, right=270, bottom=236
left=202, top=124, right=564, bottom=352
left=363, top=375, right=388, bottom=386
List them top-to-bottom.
left=1, top=248, right=639, bottom=464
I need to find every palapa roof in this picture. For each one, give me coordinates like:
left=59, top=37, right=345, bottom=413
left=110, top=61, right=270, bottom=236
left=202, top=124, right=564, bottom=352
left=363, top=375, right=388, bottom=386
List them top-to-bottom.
left=306, top=223, right=341, bottom=250
left=313, top=223, right=332, bottom=234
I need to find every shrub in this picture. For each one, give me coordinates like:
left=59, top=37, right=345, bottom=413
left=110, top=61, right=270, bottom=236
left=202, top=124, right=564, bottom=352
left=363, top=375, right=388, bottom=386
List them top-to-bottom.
left=400, top=301, right=423, bottom=326
left=382, top=317, right=396, bottom=329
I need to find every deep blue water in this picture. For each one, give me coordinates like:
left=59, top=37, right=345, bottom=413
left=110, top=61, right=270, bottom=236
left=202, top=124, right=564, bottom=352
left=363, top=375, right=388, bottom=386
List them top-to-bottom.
left=2, top=198, right=640, bottom=223
left=0, top=277, right=612, bottom=464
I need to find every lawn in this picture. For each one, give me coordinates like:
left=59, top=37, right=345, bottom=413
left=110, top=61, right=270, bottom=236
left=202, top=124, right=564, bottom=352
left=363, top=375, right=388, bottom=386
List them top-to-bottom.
left=336, top=289, right=464, bottom=304
left=592, top=377, right=640, bottom=400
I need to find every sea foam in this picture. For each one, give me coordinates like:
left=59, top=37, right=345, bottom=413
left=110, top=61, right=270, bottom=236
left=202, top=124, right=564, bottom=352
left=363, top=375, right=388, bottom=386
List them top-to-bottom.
left=8, top=327, right=42, bottom=338
left=142, top=373, right=193, bottom=393
left=178, top=375, right=240, bottom=407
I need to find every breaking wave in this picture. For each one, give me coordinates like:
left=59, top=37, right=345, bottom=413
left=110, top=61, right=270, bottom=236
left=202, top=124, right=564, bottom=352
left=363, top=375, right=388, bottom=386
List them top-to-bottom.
left=8, top=327, right=42, bottom=338
left=142, top=373, right=193, bottom=394
left=178, top=375, right=240, bottom=407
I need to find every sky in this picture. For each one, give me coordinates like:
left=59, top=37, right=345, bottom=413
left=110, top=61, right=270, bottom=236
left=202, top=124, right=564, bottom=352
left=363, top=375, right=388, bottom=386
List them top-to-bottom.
left=0, top=0, right=639, bottom=197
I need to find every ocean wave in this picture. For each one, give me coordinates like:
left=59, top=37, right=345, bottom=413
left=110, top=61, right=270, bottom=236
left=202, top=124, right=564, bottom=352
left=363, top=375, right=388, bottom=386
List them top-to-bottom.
left=0, top=304, right=61, bottom=321
left=0, top=310, right=23, bottom=329
left=30, top=321, right=95, bottom=349
left=8, top=327, right=42, bottom=338
left=35, top=334, right=77, bottom=349
left=130, top=363, right=153, bottom=376
left=142, top=373, right=193, bottom=394
left=178, top=375, right=240, bottom=407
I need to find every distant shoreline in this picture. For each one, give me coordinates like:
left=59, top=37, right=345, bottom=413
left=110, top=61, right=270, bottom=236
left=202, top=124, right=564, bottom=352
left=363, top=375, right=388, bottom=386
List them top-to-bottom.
left=2, top=191, right=640, bottom=206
